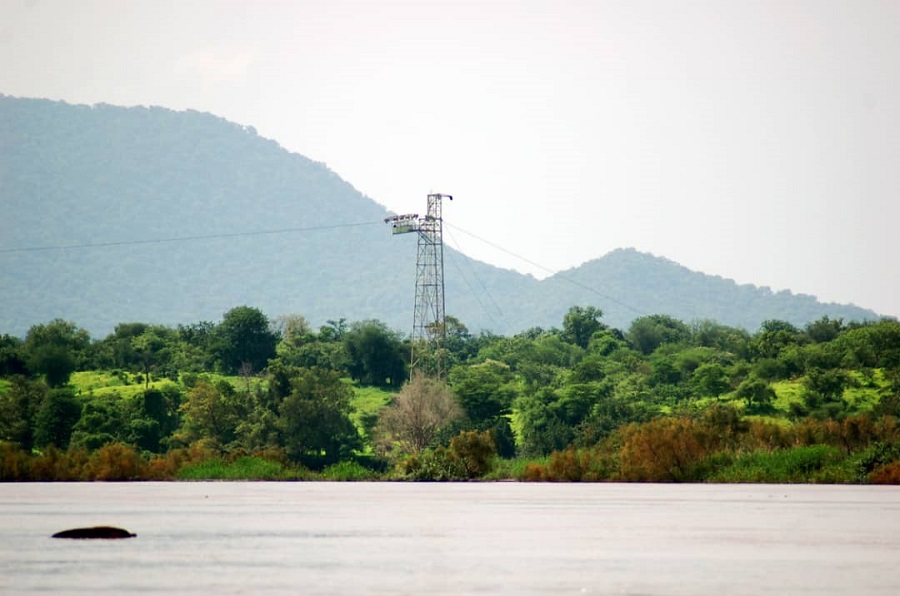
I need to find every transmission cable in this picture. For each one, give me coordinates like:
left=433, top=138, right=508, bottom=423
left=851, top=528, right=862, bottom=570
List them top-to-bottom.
left=0, top=221, right=382, bottom=254
left=446, top=222, right=645, bottom=318
left=444, top=227, right=505, bottom=329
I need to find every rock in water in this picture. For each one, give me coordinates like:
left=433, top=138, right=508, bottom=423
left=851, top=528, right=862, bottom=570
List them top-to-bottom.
left=52, top=526, right=136, bottom=539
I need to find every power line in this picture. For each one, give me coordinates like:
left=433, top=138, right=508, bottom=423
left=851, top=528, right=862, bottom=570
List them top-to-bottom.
left=0, top=221, right=381, bottom=254
left=446, top=222, right=645, bottom=318
left=444, top=227, right=505, bottom=328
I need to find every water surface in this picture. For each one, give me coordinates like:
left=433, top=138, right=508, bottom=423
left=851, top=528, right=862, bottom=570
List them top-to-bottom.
left=1, top=482, right=898, bottom=594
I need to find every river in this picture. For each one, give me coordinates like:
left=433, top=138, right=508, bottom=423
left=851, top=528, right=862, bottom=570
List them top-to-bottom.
left=1, top=482, right=898, bottom=595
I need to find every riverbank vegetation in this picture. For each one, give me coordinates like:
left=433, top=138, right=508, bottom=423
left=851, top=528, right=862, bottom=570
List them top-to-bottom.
left=2, top=306, right=899, bottom=483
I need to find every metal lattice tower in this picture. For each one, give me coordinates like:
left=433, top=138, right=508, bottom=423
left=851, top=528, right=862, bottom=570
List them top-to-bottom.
left=384, top=193, right=452, bottom=378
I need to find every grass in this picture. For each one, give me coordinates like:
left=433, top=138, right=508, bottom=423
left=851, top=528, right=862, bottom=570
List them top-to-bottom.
left=770, top=369, right=889, bottom=415
left=843, top=369, right=888, bottom=411
left=70, top=370, right=171, bottom=399
left=770, top=379, right=805, bottom=413
left=349, top=383, right=393, bottom=433
left=708, top=445, right=852, bottom=483
left=176, top=455, right=308, bottom=480
left=483, top=456, right=550, bottom=481
left=319, top=460, right=383, bottom=481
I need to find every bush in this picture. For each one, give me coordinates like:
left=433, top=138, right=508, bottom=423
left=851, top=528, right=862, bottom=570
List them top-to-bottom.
left=616, top=417, right=715, bottom=482
left=449, top=430, right=496, bottom=478
left=0, top=442, right=31, bottom=481
left=86, top=442, right=147, bottom=481
left=30, top=445, right=89, bottom=481
left=709, top=445, right=847, bottom=483
left=400, top=446, right=467, bottom=481
left=546, top=447, right=614, bottom=482
left=177, top=455, right=306, bottom=480
left=320, top=460, right=380, bottom=481
left=869, top=461, right=900, bottom=484
left=520, top=462, right=549, bottom=481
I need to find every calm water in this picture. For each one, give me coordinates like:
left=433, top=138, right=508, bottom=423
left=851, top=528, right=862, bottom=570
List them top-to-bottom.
left=1, top=482, right=899, bottom=595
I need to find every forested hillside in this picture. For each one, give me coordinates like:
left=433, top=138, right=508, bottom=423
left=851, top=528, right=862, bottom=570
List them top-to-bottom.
left=0, top=95, right=880, bottom=338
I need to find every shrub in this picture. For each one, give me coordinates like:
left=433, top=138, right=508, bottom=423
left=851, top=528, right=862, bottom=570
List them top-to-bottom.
left=617, top=417, right=714, bottom=482
left=449, top=430, right=496, bottom=478
left=0, top=442, right=31, bottom=481
left=86, top=442, right=147, bottom=480
left=30, top=445, right=89, bottom=481
left=709, top=445, right=845, bottom=483
left=545, top=447, right=614, bottom=482
left=177, top=455, right=306, bottom=480
left=320, top=460, right=379, bottom=481
left=869, top=461, right=900, bottom=484
left=520, top=462, right=549, bottom=481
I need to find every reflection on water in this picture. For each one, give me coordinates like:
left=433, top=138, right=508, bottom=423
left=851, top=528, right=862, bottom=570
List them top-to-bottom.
left=1, top=482, right=899, bottom=595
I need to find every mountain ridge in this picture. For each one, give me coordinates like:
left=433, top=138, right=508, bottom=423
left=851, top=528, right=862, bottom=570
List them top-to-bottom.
left=0, top=95, right=882, bottom=337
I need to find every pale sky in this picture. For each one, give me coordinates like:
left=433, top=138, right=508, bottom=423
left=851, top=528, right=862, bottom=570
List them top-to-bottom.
left=2, top=0, right=898, bottom=318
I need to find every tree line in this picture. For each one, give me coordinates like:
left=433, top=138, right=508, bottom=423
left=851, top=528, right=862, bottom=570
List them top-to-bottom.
left=1, top=305, right=899, bottom=482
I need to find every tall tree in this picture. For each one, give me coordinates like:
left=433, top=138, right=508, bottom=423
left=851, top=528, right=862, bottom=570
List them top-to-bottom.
left=214, top=306, right=278, bottom=374
left=561, top=306, right=605, bottom=349
left=627, top=314, right=690, bottom=355
left=22, top=319, right=91, bottom=386
left=343, top=320, right=406, bottom=387
left=449, top=360, right=516, bottom=424
left=278, top=367, right=360, bottom=466
left=375, top=373, right=462, bottom=458
left=0, top=376, right=47, bottom=449
left=33, top=387, right=82, bottom=449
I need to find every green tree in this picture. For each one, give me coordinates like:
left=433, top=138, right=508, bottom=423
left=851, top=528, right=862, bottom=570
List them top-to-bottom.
left=215, top=306, right=279, bottom=374
left=561, top=306, right=605, bottom=349
left=627, top=314, right=690, bottom=355
left=805, top=316, right=844, bottom=344
left=23, top=319, right=91, bottom=383
left=751, top=319, right=802, bottom=360
left=343, top=320, right=406, bottom=387
left=690, top=320, right=751, bottom=357
left=174, top=321, right=217, bottom=371
left=92, top=322, right=147, bottom=370
left=132, top=329, right=171, bottom=387
left=0, top=334, right=27, bottom=377
left=26, top=345, right=76, bottom=388
left=449, top=360, right=517, bottom=424
left=692, top=362, right=731, bottom=398
left=278, top=367, right=361, bottom=466
left=803, top=367, right=852, bottom=409
left=0, top=376, right=47, bottom=449
left=735, top=377, right=775, bottom=410
left=177, top=380, right=246, bottom=448
left=128, top=386, right=181, bottom=452
left=33, top=387, right=82, bottom=449
left=516, top=387, right=574, bottom=457
left=70, top=393, right=129, bottom=451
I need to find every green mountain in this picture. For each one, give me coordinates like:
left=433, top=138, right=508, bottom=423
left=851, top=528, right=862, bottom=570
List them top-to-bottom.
left=0, top=95, right=881, bottom=338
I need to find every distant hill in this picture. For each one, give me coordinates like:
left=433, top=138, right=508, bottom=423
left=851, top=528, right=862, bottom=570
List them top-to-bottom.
left=0, top=95, right=881, bottom=338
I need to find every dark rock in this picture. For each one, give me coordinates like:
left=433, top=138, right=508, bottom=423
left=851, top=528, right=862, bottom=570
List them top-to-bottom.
left=52, top=526, right=136, bottom=539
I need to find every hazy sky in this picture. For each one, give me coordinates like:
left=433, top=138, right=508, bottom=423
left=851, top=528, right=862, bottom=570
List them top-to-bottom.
left=2, top=0, right=898, bottom=318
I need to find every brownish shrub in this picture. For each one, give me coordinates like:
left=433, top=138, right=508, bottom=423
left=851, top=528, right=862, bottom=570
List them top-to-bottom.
left=839, top=415, right=876, bottom=454
left=617, top=417, right=713, bottom=482
left=744, top=419, right=794, bottom=450
left=449, top=430, right=496, bottom=478
left=145, top=441, right=219, bottom=479
left=0, top=442, right=32, bottom=481
left=86, top=443, right=147, bottom=481
left=30, top=445, right=88, bottom=481
left=869, top=461, right=900, bottom=484
left=520, top=463, right=548, bottom=481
